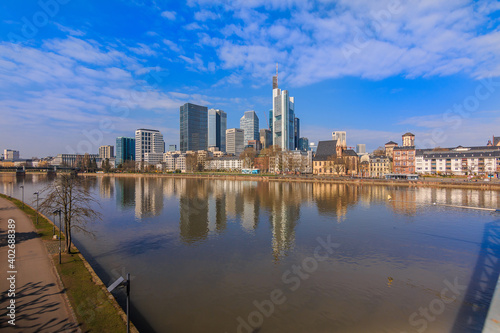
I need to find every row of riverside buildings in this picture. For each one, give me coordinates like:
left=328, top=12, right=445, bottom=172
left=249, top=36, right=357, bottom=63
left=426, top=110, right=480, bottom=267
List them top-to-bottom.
left=8, top=67, right=499, bottom=178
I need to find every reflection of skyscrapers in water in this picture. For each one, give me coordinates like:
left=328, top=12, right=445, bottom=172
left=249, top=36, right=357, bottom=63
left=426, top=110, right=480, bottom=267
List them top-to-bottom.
left=99, top=177, right=114, bottom=199
left=115, top=177, right=136, bottom=210
left=134, top=177, right=164, bottom=219
left=179, top=180, right=209, bottom=243
left=313, top=183, right=358, bottom=223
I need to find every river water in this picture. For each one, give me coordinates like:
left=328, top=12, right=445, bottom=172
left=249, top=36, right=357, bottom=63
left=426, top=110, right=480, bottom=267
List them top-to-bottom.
left=2, top=173, right=500, bottom=333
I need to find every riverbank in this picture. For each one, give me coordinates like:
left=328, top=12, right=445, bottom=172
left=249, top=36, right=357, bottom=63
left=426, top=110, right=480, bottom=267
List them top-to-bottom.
left=82, top=172, right=500, bottom=191
left=0, top=194, right=137, bottom=332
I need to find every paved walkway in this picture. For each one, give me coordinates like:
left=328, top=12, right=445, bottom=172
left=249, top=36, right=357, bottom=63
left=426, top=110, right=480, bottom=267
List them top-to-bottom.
left=0, top=197, right=79, bottom=332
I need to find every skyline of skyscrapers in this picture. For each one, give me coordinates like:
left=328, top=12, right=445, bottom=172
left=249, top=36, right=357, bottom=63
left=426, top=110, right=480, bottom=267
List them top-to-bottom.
left=180, top=103, right=208, bottom=152
left=208, top=108, right=227, bottom=152
left=240, top=110, right=259, bottom=145
left=116, top=137, right=135, bottom=165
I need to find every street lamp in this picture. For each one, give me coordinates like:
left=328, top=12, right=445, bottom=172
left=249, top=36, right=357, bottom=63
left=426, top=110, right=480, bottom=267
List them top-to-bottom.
left=20, top=185, right=24, bottom=209
left=33, top=192, right=39, bottom=225
left=53, top=209, right=62, bottom=264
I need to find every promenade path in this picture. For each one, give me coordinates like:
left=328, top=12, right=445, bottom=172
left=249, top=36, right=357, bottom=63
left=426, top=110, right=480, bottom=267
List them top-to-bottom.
left=0, top=197, right=79, bottom=332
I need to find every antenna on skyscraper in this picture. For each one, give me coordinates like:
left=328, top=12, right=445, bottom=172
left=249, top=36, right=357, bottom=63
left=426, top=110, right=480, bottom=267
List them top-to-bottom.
left=276, top=63, right=278, bottom=86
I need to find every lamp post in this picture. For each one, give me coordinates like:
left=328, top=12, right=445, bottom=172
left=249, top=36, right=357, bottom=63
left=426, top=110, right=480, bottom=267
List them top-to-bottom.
left=20, top=185, right=24, bottom=209
left=33, top=192, right=39, bottom=225
left=53, top=209, right=62, bottom=264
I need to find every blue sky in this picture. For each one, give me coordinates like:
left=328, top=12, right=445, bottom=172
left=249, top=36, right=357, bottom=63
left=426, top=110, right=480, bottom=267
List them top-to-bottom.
left=1, top=0, right=500, bottom=158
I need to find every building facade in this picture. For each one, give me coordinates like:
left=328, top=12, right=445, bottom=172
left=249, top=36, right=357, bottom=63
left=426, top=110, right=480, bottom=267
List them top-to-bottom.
left=272, top=80, right=295, bottom=150
left=180, top=103, right=208, bottom=152
left=208, top=108, right=227, bottom=152
left=240, top=111, right=259, bottom=145
left=294, top=117, right=300, bottom=149
left=226, top=128, right=245, bottom=156
left=135, top=129, right=165, bottom=163
left=260, top=129, right=272, bottom=149
left=332, top=132, right=347, bottom=148
left=393, top=133, right=416, bottom=174
left=116, top=137, right=135, bottom=166
left=298, top=137, right=309, bottom=151
left=356, top=144, right=366, bottom=154
left=99, top=145, right=114, bottom=159
left=415, top=146, right=500, bottom=176
left=3, top=149, right=20, bottom=161
left=370, top=156, right=391, bottom=177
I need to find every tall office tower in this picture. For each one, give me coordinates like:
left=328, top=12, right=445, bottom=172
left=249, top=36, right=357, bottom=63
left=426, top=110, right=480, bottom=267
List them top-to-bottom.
left=272, top=69, right=295, bottom=150
left=180, top=103, right=208, bottom=152
left=208, top=108, right=227, bottom=152
left=240, top=110, right=259, bottom=145
left=268, top=110, right=273, bottom=143
left=294, top=117, right=300, bottom=149
left=226, top=128, right=245, bottom=156
left=135, top=129, right=165, bottom=162
left=260, top=129, right=272, bottom=149
left=332, top=131, right=347, bottom=148
left=116, top=137, right=135, bottom=165
left=298, top=137, right=309, bottom=151
left=356, top=144, right=366, bottom=154
left=98, top=145, right=114, bottom=159
left=3, top=149, right=19, bottom=161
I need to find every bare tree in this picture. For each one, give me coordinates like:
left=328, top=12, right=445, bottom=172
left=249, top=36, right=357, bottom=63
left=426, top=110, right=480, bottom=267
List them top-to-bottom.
left=240, top=148, right=257, bottom=168
left=185, top=153, right=198, bottom=173
left=39, top=175, right=101, bottom=253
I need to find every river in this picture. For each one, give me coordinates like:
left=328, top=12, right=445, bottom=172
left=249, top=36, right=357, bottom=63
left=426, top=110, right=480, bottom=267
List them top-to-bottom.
left=2, top=173, right=500, bottom=332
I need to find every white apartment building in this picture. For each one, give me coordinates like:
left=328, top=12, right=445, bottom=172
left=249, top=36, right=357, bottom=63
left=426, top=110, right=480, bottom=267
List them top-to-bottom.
left=135, top=129, right=165, bottom=164
left=415, top=146, right=500, bottom=176
left=205, top=157, right=242, bottom=171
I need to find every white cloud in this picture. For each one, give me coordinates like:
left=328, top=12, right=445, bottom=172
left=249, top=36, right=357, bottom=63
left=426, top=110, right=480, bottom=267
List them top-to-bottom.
left=161, top=10, right=176, bottom=20
left=194, top=10, right=219, bottom=21
left=163, top=39, right=182, bottom=53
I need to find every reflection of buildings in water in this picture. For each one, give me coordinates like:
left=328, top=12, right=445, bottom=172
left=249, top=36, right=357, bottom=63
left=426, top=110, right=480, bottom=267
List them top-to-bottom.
left=99, top=177, right=114, bottom=199
left=115, top=177, right=136, bottom=210
left=134, top=177, right=164, bottom=219
left=179, top=179, right=209, bottom=243
left=223, top=181, right=245, bottom=219
left=265, top=182, right=302, bottom=260
left=312, top=183, right=359, bottom=222
left=410, top=188, right=500, bottom=210
left=388, top=189, right=417, bottom=216
left=207, top=194, right=227, bottom=233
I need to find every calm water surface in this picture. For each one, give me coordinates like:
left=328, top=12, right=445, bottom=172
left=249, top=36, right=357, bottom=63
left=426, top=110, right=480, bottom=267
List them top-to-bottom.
left=2, top=174, right=500, bottom=333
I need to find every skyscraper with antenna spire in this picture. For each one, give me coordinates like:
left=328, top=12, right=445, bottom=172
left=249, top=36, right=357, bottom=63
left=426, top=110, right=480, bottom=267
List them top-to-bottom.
left=271, top=63, right=295, bottom=150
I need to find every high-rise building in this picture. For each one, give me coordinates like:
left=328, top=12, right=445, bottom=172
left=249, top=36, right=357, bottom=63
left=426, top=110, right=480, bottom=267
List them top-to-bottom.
left=272, top=73, right=295, bottom=150
left=180, top=103, right=208, bottom=152
left=208, top=108, right=227, bottom=152
left=240, top=111, right=259, bottom=145
left=294, top=117, right=300, bottom=149
left=226, top=128, right=244, bottom=156
left=135, top=129, right=165, bottom=162
left=260, top=129, right=272, bottom=149
left=332, top=131, right=347, bottom=148
left=116, top=137, right=135, bottom=165
left=298, top=137, right=309, bottom=151
left=168, top=144, right=177, bottom=152
left=356, top=144, right=366, bottom=154
left=99, top=145, right=114, bottom=159
left=3, top=149, right=19, bottom=161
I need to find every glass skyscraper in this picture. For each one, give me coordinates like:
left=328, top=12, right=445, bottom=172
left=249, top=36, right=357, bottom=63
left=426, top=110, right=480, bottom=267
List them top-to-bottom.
left=272, top=88, right=295, bottom=151
left=180, top=103, right=208, bottom=152
left=208, top=108, right=227, bottom=152
left=240, top=110, right=259, bottom=145
left=115, top=137, right=135, bottom=165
